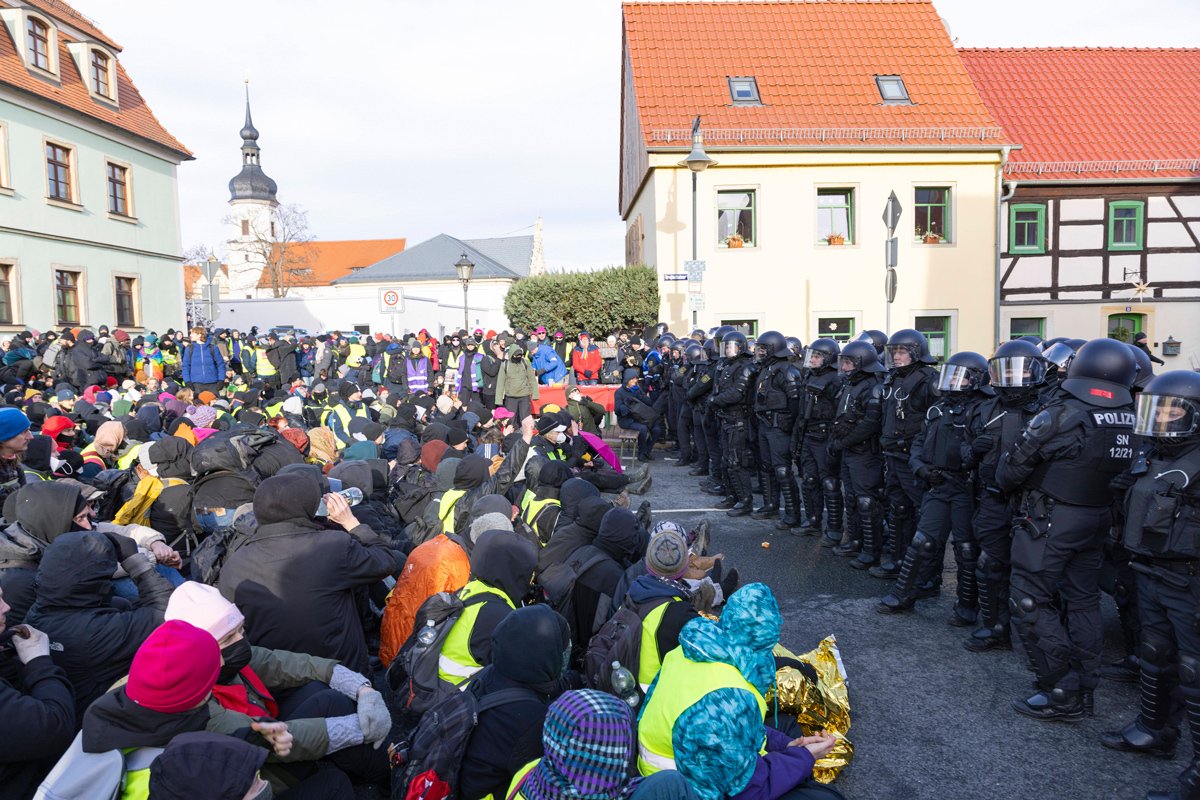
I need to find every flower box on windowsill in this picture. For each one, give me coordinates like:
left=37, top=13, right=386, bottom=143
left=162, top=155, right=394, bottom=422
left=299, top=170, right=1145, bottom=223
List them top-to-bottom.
left=826, top=234, right=846, bottom=246
left=922, top=234, right=943, bottom=244
left=724, top=235, right=745, bottom=249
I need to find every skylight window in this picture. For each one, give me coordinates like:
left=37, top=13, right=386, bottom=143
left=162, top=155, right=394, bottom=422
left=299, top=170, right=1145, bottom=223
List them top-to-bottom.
left=875, top=75, right=911, bottom=105
left=727, top=76, right=761, bottom=106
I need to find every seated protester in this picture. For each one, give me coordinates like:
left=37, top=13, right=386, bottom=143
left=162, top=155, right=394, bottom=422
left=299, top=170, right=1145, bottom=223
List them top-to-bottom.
left=615, top=369, right=658, bottom=463
left=324, top=383, right=371, bottom=448
left=565, top=385, right=606, bottom=436
left=431, top=394, right=461, bottom=425
left=381, top=403, right=421, bottom=461
left=0, top=406, right=32, bottom=509
left=530, top=413, right=569, bottom=461
left=39, top=414, right=78, bottom=452
left=343, top=417, right=386, bottom=462
left=438, top=418, right=534, bottom=536
left=80, top=419, right=126, bottom=478
left=446, top=424, right=471, bottom=455
left=305, top=426, right=340, bottom=470
left=20, top=434, right=55, bottom=482
left=115, top=438, right=195, bottom=549
left=390, top=440, right=446, bottom=525
left=329, top=459, right=410, bottom=555
left=522, top=460, right=571, bottom=547
left=218, top=473, right=400, bottom=674
left=553, top=477, right=601, bottom=535
left=538, top=495, right=612, bottom=575
left=557, top=507, right=642, bottom=666
left=610, top=520, right=733, bottom=620
left=25, top=529, right=174, bottom=717
left=436, top=529, right=538, bottom=686
left=165, top=583, right=390, bottom=785
left=637, top=584, right=842, bottom=800
left=0, top=588, right=76, bottom=799
left=458, top=604, right=572, bottom=800
left=506, top=689, right=692, bottom=800
left=148, top=731, right=355, bottom=800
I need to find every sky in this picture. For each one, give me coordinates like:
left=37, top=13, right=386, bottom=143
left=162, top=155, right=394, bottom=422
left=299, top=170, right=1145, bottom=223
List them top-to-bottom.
left=67, top=0, right=1200, bottom=271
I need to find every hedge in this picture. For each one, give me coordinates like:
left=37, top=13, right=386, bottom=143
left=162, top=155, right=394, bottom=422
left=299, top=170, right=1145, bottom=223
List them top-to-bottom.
left=503, top=265, right=660, bottom=336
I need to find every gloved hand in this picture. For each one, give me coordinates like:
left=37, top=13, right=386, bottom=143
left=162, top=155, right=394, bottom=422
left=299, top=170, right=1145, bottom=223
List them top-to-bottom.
left=583, top=370, right=593, bottom=379
left=970, top=435, right=996, bottom=456
left=917, top=466, right=945, bottom=486
left=1109, top=471, right=1138, bottom=493
left=103, top=531, right=139, bottom=562
left=329, top=664, right=371, bottom=699
left=356, top=688, right=391, bottom=749
left=324, top=715, right=364, bottom=754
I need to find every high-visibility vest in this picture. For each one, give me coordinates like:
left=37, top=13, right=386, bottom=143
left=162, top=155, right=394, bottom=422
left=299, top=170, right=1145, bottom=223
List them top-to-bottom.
left=347, top=343, right=367, bottom=367
left=254, top=347, right=277, bottom=377
left=322, top=402, right=368, bottom=444
left=439, top=488, right=467, bottom=533
left=521, top=496, right=560, bottom=545
left=436, top=580, right=513, bottom=684
left=637, top=601, right=674, bottom=692
left=636, top=647, right=767, bottom=776
left=505, top=759, right=540, bottom=800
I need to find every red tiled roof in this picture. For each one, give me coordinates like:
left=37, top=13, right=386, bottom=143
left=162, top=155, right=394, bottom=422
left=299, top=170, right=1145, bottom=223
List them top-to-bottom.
left=0, top=0, right=190, bottom=158
left=22, top=0, right=119, bottom=51
left=622, top=0, right=1007, bottom=148
left=960, top=48, right=1200, bottom=181
left=256, top=239, right=408, bottom=289
left=182, top=263, right=227, bottom=298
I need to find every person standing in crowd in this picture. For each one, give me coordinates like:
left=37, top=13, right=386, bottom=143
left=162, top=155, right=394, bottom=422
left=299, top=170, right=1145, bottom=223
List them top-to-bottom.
left=181, top=327, right=226, bottom=396
left=497, top=344, right=539, bottom=420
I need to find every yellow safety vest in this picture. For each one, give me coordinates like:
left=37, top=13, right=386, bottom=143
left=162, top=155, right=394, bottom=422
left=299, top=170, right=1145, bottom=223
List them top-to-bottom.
left=346, top=343, right=367, bottom=367
left=254, top=347, right=277, bottom=377
left=265, top=401, right=284, bottom=418
left=322, top=403, right=368, bottom=444
left=117, top=444, right=142, bottom=470
left=439, top=488, right=467, bottom=534
left=521, top=496, right=560, bottom=545
left=436, top=580, right=513, bottom=684
left=637, top=601, right=673, bottom=692
left=636, top=647, right=767, bottom=776
left=505, top=759, right=540, bottom=800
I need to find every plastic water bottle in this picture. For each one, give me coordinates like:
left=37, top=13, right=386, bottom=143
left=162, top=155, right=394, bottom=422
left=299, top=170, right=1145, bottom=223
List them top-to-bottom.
left=416, top=619, right=437, bottom=647
left=610, top=661, right=640, bottom=708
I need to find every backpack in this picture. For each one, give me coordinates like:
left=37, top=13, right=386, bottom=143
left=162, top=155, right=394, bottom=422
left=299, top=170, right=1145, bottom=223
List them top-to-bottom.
left=371, top=354, right=385, bottom=384
left=191, top=429, right=275, bottom=477
left=538, top=544, right=610, bottom=631
left=385, top=591, right=489, bottom=715
left=584, top=595, right=672, bottom=697
left=391, top=682, right=540, bottom=800
left=35, top=732, right=163, bottom=800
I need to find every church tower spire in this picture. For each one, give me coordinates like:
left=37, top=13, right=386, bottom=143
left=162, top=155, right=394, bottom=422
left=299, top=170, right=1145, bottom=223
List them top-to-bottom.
left=228, top=82, right=278, bottom=204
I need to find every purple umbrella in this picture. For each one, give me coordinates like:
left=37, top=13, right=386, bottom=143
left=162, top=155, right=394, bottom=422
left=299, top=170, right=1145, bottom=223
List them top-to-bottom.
left=578, top=430, right=622, bottom=474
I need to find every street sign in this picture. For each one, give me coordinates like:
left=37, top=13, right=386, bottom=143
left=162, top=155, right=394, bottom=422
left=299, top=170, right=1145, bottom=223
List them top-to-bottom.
left=883, top=191, right=902, bottom=237
left=885, top=237, right=898, bottom=269
left=200, top=259, right=221, bottom=283
left=684, top=260, right=706, bottom=281
left=884, top=268, right=898, bottom=303
left=663, top=273, right=688, bottom=282
left=378, top=287, right=405, bottom=314
left=689, top=294, right=706, bottom=311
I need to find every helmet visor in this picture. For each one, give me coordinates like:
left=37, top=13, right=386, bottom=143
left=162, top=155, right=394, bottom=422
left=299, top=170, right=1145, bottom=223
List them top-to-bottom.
left=724, top=340, right=743, bottom=358
left=1041, top=342, right=1076, bottom=370
left=885, top=344, right=915, bottom=369
left=803, top=347, right=831, bottom=370
left=838, top=355, right=858, bottom=373
left=988, top=356, right=1045, bottom=388
left=936, top=365, right=975, bottom=393
left=1134, top=394, right=1200, bottom=438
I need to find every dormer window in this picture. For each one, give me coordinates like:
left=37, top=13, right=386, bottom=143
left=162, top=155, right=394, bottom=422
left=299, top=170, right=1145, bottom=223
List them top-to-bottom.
left=26, top=16, right=51, bottom=71
left=90, top=50, right=111, bottom=98
left=875, top=75, right=912, bottom=105
left=727, top=76, right=761, bottom=106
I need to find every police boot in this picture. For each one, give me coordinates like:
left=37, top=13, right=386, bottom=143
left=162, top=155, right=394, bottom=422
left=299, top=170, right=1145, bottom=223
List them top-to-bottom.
left=688, top=463, right=709, bottom=476
left=752, top=470, right=779, bottom=519
left=776, top=470, right=803, bottom=530
left=798, top=477, right=822, bottom=531
left=820, top=479, right=844, bottom=548
left=714, top=493, right=738, bottom=509
left=850, top=497, right=881, bottom=570
left=871, top=509, right=912, bottom=579
left=869, top=517, right=898, bottom=579
left=832, top=527, right=862, bottom=558
left=877, top=532, right=935, bottom=613
left=949, top=540, right=980, bottom=627
left=965, top=554, right=1012, bottom=652
left=1102, top=654, right=1142, bottom=684
left=1144, top=669, right=1200, bottom=797
left=1012, top=687, right=1086, bottom=723
left=1146, top=762, right=1200, bottom=800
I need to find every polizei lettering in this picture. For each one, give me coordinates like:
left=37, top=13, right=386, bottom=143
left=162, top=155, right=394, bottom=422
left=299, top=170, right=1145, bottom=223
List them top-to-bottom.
left=1091, top=410, right=1136, bottom=427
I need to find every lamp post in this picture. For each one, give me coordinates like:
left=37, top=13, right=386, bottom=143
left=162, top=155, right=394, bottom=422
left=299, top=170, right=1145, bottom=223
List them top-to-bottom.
left=679, top=116, right=715, bottom=327
left=455, top=253, right=475, bottom=332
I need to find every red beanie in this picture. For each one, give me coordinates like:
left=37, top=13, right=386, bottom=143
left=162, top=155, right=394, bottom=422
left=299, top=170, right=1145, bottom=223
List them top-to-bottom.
left=126, top=620, right=221, bottom=713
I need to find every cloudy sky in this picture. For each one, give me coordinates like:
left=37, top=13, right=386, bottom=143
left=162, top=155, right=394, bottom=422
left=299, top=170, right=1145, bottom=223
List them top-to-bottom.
left=70, top=0, right=1200, bottom=270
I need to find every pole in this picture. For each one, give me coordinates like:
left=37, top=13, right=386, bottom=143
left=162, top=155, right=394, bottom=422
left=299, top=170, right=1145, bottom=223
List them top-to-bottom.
left=691, top=171, right=698, bottom=327
left=462, top=280, right=469, bottom=332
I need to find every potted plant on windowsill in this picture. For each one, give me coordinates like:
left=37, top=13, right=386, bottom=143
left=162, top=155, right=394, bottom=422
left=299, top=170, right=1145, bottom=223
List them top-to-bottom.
left=918, top=224, right=943, bottom=245
left=724, top=233, right=745, bottom=249
left=826, top=233, right=846, bottom=246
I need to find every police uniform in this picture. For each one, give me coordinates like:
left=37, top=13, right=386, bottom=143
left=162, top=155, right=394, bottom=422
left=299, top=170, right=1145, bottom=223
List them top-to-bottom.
left=710, top=353, right=758, bottom=514
left=753, top=355, right=803, bottom=524
left=797, top=363, right=843, bottom=536
left=828, top=367, right=883, bottom=555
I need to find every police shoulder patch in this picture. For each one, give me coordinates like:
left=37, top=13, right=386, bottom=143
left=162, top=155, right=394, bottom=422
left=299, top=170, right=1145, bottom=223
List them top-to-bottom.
left=701, top=374, right=711, bottom=383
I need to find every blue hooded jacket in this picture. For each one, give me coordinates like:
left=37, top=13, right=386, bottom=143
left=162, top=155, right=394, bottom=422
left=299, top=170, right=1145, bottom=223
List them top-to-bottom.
left=532, top=344, right=567, bottom=385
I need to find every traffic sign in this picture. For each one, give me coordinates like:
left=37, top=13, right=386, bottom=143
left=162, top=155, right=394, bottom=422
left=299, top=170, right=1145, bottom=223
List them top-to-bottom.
left=883, top=191, right=902, bottom=237
left=885, top=237, right=898, bottom=269
left=684, top=260, right=706, bottom=281
left=884, top=268, right=897, bottom=303
left=663, top=273, right=688, bottom=282
left=378, top=287, right=405, bottom=314
left=689, top=294, right=705, bottom=311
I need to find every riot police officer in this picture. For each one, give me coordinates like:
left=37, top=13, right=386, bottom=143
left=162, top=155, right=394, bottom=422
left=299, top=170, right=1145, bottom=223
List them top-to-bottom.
left=700, top=326, right=736, bottom=497
left=856, top=329, right=888, bottom=365
left=873, top=330, right=939, bottom=579
left=710, top=331, right=759, bottom=516
left=753, top=331, right=803, bottom=524
left=785, top=336, right=805, bottom=365
left=997, top=337, right=1137, bottom=721
left=795, top=338, right=842, bottom=536
left=960, top=339, right=1046, bottom=652
left=668, top=340, right=690, bottom=464
left=827, top=340, right=884, bottom=556
left=676, top=343, right=707, bottom=471
left=879, top=351, right=992, bottom=611
left=1101, top=370, right=1200, bottom=800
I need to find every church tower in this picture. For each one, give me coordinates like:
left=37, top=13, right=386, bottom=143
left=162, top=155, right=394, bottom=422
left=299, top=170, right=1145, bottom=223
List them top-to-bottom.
left=225, top=85, right=279, bottom=297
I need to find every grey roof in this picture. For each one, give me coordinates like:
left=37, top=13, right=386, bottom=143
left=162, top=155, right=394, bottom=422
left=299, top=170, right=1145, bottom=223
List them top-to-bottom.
left=229, top=96, right=278, bottom=204
left=333, top=233, right=532, bottom=284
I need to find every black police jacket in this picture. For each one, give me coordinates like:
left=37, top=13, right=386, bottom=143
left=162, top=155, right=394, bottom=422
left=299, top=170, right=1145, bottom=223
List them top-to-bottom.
left=711, top=357, right=757, bottom=416
left=754, top=358, right=801, bottom=417
left=686, top=364, right=714, bottom=403
left=879, top=365, right=937, bottom=453
left=832, top=372, right=881, bottom=451
left=962, top=393, right=1041, bottom=491
left=909, top=395, right=980, bottom=475
left=1122, top=443, right=1200, bottom=560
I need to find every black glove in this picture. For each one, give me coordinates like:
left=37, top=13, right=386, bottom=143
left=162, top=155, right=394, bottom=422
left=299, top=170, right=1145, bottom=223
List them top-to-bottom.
left=583, top=370, right=593, bottom=379
left=970, top=435, right=996, bottom=456
left=917, top=466, right=945, bottom=486
left=1109, top=471, right=1138, bottom=493
left=103, top=531, right=139, bottom=562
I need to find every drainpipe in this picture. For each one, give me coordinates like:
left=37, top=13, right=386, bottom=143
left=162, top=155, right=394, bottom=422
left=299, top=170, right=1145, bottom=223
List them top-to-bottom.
left=995, top=145, right=1015, bottom=348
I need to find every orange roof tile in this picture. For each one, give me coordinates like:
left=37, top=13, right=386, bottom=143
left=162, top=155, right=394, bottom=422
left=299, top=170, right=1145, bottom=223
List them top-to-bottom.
left=0, top=0, right=190, bottom=158
left=22, top=0, right=119, bottom=51
left=622, top=0, right=1006, bottom=148
left=960, top=48, right=1200, bottom=180
left=256, top=239, right=408, bottom=290
left=182, top=262, right=227, bottom=298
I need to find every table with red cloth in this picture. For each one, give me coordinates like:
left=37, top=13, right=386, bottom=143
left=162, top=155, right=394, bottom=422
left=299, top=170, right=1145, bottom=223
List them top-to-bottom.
left=530, top=385, right=618, bottom=413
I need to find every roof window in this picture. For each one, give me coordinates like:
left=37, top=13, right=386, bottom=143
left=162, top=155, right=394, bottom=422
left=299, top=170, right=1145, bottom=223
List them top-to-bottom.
left=875, top=75, right=911, bottom=105
left=727, top=76, right=761, bottom=106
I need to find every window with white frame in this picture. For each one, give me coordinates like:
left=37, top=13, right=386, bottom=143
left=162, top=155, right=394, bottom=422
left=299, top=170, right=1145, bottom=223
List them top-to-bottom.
left=26, top=15, right=52, bottom=72
left=90, top=49, right=112, bottom=98
left=0, top=122, right=10, bottom=189
left=45, top=142, right=74, bottom=203
left=107, top=162, right=131, bottom=216
left=0, top=263, right=15, bottom=325
left=55, top=269, right=81, bottom=325
left=114, top=276, right=137, bottom=327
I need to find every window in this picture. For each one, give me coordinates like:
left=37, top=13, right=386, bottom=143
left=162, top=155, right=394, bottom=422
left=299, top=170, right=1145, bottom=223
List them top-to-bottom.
left=26, top=16, right=50, bottom=71
left=90, top=50, right=111, bottom=97
left=875, top=75, right=911, bottom=105
left=727, top=76, right=761, bottom=105
left=45, top=142, right=72, bottom=202
left=106, top=163, right=129, bottom=216
left=914, top=187, right=950, bottom=242
left=817, top=189, right=854, bottom=244
left=717, top=190, right=755, bottom=247
left=1108, top=201, right=1145, bottom=251
left=1009, top=203, right=1046, bottom=254
left=240, top=219, right=250, bottom=236
left=0, top=265, right=13, bottom=325
left=55, top=270, right=80, bottom=325
left=114, top=276, right=136, bottom=327
left=1108, top=313, right=1143, bottom=343
left=915, top=315, right=951, bottom=361
left=818, top=317, right=855, bottom=343
left=1009, top=317, right=1045, bottom=340
left=721, top=319, right=758, bottom=337
left=353, top=324, right=371, bottom=336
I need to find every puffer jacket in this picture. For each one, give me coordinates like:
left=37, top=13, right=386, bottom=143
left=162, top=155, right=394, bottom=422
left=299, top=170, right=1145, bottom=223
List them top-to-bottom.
left=531, top=344, right=567, bottom=385
left=0, top=481, right=81, bottom=626
left=379, top=532, right=470, bottom=667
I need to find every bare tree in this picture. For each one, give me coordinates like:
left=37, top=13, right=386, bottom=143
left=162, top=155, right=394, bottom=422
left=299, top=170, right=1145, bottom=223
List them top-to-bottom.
left=224, top=203, right=316, bottom=298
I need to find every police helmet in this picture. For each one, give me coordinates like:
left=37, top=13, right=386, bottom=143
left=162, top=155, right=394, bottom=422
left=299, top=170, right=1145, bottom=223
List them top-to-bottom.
left=654, top=322, right=670, bottom=337
left=713, top=325, right=736, bottom=345
left=690, top=329, right=706, bottom=341
left=856, top=329, right=889, bottom=355
left=885, top=329, right=936, bottom=367
left=756, top=330, right=790, bottom=359
left=723, top=331, right=749, bottom=359
left=657, top=334, right=676, bottom=351
left=1017, top=335, right=1044, bottom=348
left=785, top=336, right=804, bottom=359
left=1040, top=336, right=1068, bottom=352
left=803, top=338, right=841, bottom=370
left=1061, top=338, right=1137, bottom=407
left=703, top=339, right=719, bottom=359
left=988, top=339, right=1046, bottom=388
left=839, top=340, right=884, bottom=374
left=1041, top=340, right=1082, bottom=371
left=684, top=343, right=706, bottom=364
left=1126, top=343, right=1154, bottom=391
left=937, top=351, right=991, bottom=393
left=1134, top=371, right=1200, bottom=439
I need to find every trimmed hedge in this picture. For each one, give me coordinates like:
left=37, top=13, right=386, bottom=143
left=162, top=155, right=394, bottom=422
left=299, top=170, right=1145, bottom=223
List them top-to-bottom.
left=503, top=265, right=660, bottom=335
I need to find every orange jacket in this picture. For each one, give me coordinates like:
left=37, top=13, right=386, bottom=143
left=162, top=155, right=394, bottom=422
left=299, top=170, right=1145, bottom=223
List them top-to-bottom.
left=379, top=534, right=470, bottom=666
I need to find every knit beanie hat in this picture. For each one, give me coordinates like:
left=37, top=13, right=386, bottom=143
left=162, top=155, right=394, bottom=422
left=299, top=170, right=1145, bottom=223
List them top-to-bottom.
left=339, top=382, right=361, bottom=401
left=435, top=395, right=454, bottom=415
left=186, top=405, right=218, bottom=429
left=0, top=407, right=31, bottom=442
left=535, top=415, right=566, bottom=436
left=446, top=427, right=469, bottom=448
left=469, top=513, right=513, bottom=544
left=646, top=524, right=689, bottom=579
left=164, top=582, right=245, bottom=641
left=126, top=620, right=221, bottom=713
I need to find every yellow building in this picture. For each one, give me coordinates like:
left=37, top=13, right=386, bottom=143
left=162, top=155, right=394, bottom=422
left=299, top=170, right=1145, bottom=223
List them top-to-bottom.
left=619, top=0, right=1014, bottom=356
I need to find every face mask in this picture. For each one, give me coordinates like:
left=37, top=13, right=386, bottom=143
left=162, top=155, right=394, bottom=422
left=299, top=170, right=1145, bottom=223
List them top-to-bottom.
left=512, top=355, right=523, bottom=362
left=551, top=431, right=566, bottom=444
left=219, top=638, right=253, bottom=682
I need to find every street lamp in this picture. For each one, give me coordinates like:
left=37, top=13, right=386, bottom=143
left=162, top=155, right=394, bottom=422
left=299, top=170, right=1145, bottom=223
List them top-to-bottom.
left=679, top=116, right=715, bottom=326
left=455, top=253, right=475, bottom=332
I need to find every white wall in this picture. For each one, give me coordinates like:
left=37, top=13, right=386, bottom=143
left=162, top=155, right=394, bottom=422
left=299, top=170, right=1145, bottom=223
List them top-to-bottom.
left=1002, top=302, right=1200, bottom=365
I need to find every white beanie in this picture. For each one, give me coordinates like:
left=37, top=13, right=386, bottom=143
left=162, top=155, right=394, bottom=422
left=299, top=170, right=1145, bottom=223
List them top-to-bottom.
left=282, top=395, right=304, bottom=415
left=436, top=395, right=454, bottom=415
left=165, top=581, right=245, bottom=641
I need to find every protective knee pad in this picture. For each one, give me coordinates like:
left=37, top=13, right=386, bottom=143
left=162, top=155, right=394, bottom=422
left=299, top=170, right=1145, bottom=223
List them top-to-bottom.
left=773, top=465, right=792, bottom=483
left=802, top=475, right=819, bottom=491
left=821, top=477, right=840, bottom=494
left=856, top=495, right=876, bottom=515
left=889, top=501, right=913, bottom=523
left=911, top=530, right=937, bottom=555
left=953, top=540, right=980, bottom=563
left=976, top=551, right=1007, bottom=582
left=1139, top=636, right=1179, bottom=669
left=1181, top=655, right=1200, bottom=689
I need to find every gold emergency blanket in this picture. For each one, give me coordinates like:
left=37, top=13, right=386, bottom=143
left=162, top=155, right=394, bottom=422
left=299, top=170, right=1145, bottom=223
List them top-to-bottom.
left=770, top=636, right=853, bottom=783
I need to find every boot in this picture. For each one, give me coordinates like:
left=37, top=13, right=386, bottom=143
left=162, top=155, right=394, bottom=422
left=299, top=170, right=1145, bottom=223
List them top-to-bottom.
left=688, top=465, right=709, bottom=476
left=752, top=471, right=779, bottom=519
left=626, top=473, right=653, bottom=495
left=776, top=479, right=804, bottom=530
left=798, top=481, right=822, bottom=531
left=820, top=487, right=844, bottom=548
left=714, top=495, right=738, bottom=510
left=726, top=500, right=752, bottom=518
left=850, top=503, right=881, bottom=570
left=873, top=514, right=914, bottom=578
left=869, top=518, right=899, bottom=578
left=691, top=519, right=711, bottom=556
left=832, top=523, right=861, bottom=558
left=877, top=534, right=931, bottom=613
left=949, top=541, right=979, bottom=626
left=964, top=571, right=1011, bottom=652
left=1101, top=654, right=1141, bottom=684
left=1101, top=660, right=1180, bottom=758
left=1011, top=687, right=1085, bottom=723
left=1145, top=699, right=1200, bottom=799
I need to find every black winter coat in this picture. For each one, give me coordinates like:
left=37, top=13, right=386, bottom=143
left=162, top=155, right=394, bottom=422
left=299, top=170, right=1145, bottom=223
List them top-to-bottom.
left=0, top=652, right=76, bottom=799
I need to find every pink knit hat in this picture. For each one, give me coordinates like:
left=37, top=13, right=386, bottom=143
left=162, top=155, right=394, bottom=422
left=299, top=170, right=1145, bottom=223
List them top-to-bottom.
left=126, top=620, right=220, bottom=713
